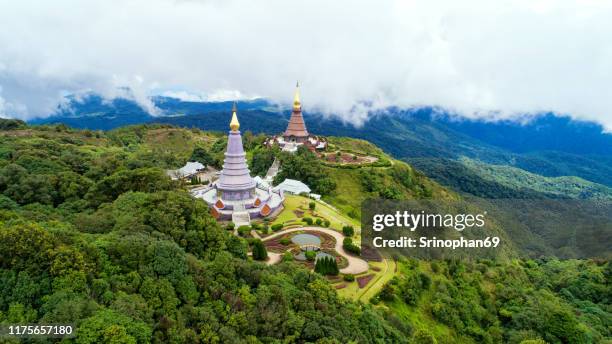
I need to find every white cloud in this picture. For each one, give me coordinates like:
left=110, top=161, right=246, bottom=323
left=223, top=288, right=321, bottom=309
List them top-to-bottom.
left=0, top=0, right=611, bottom=130
left=158, top=89, right=258, bottom=102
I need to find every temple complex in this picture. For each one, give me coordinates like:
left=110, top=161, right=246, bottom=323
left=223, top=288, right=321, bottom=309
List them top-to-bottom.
left=265, top=83, right=327, bottom=153
left=192, top=103, right=284, bottom=226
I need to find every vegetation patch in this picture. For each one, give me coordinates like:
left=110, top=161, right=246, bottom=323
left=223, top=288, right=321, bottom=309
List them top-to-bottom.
left=357, top=274, right=375, bottom=288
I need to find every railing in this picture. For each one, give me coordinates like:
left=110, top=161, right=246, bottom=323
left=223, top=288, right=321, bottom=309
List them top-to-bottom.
left=300, top=244, right=321, bottom=251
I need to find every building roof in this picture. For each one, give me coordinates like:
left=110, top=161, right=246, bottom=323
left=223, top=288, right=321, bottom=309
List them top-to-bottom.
left=167, top=161, right=205, bottom=179
left=179, top=161, right=205, bottom=176
left=273, top=178, right=311, bottom=194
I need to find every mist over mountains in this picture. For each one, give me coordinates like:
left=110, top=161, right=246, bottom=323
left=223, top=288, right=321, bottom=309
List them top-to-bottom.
left=31, top=93, right=612, bottom=192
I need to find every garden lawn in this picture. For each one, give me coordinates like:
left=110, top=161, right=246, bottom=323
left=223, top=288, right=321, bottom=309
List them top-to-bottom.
left=271, top=194, right=359, bottom=233
left=336, top=259, right=396, bottom=302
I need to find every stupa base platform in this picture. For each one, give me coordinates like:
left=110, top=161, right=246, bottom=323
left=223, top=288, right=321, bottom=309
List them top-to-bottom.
left=191, top=185, right=284, bottom=222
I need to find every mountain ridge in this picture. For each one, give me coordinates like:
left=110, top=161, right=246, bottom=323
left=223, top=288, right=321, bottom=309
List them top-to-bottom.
left=29, top=94, right=612, bottom=191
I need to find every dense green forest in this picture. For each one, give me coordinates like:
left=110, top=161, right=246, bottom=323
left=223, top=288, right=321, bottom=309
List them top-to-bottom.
left=0, top=120, right=609, bottom=343
left=0, top=122, right=406, bottom=343
left=408, top=157, right=612, bottom=200
left=377, top=258, right=611, bottom=344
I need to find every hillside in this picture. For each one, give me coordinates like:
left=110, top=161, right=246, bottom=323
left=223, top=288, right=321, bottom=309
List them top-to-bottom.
left=1, top=120, right=609, bottom=343
left=0, top=122, right=413, bottom=343
left=316, top=137, right=455, bottom=217
left=409, top=157, right=612, bottom=200
left=376, top=258, right=611, bottom=343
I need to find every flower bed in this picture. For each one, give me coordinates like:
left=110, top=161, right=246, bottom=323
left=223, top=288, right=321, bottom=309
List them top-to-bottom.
left=357, top=274, right=375, bottom=288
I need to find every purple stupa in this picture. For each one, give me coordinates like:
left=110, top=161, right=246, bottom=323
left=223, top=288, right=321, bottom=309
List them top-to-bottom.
left=192, top=103, right=285, bottom=225
left=216, top=103, right=257, bottom=201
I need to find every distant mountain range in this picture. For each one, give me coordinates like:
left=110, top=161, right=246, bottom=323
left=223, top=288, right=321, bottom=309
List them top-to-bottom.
left=31, top=93, right=612, bottom=196
left=30, top=94, right=273, bottom=130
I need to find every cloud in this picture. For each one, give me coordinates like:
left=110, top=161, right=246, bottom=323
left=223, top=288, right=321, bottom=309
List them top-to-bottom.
left=0, top=0, right=611, bottom=130
left=159, top=89, right=258, bottom=102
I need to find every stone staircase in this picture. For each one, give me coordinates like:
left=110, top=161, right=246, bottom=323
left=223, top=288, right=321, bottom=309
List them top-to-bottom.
left=265, top=158, right=280, bottom=184
left=232, top=203, right=251, bottom=227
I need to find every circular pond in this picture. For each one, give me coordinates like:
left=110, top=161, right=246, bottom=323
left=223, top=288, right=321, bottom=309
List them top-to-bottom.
left=291, top=233, right=321, bottom=247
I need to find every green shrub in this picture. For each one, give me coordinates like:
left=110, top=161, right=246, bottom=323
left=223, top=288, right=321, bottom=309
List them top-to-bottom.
left=309, top=201, right=316, bottom=210
left=303, top=217, right=313, bottom=225
left=315, top=218, right=323, bottom=226
left=323, top=220, right=330, bottom=227
left=226, top=222, right=236, bottom=231
left=271, top=223, right=284, bottom=231
left=237, top=225, right=251, bottom=237
left=342, top=225, right=355, bottom=237
left=280, top=238, right=291, bottom=246
left=343, top=238, right=361, bottom=255
left=252, top=240, right=268, bottom=261
left=305, top=250, right=316, bottom=261
left=282, top=252, right=294, bottom=262
left=315, top=256, right=339, bottom=276
left=343, top=274, right=355, bottom=282
left=379, top=283, right=396, bottom=301
left=411, top=329, right=437, bottom=344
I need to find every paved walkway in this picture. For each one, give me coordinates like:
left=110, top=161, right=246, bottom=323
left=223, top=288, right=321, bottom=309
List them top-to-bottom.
left=262, top=226, right=369, bottom=274
left=266, top=252, right=282, bottom=265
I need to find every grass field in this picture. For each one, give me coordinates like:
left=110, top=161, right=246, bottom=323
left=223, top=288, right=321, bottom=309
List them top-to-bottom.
left=323, top=167, right=371, bottom=218
left=271, top=194, right=359, bottom=232
left=335, top=259, right=396, bottom=302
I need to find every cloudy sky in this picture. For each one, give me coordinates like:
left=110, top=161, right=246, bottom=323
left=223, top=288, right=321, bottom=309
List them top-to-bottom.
left=0, top=0, right=611, bottom=129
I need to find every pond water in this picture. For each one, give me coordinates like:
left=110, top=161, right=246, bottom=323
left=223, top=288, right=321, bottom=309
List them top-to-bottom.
left=291, top=233, right=321, bottom=247
left=292, top=233, right=328, bottom=261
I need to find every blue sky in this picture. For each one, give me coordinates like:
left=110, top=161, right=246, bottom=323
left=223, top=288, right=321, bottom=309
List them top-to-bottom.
left=0, top=0, right=611, bottom=130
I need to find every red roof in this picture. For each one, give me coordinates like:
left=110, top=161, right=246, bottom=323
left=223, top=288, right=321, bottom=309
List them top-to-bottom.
left=215, top=199, right=225, bottom=209
left=260, top=204, right=272, bottom=216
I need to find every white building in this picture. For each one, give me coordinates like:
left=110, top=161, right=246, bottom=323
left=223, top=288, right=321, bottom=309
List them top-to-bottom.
left=166, top=161, right=205, bottom=180
left=273, top=178, right=311, bottom=195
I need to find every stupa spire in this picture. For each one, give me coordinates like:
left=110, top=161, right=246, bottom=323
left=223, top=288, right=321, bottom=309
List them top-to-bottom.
left=293, top=81, right=301, bottom=110
left=284, top=82, right=309, bottom=142
left=230, top=102, right=240, bottom=131
left=217, top=103, right=256, bottom=194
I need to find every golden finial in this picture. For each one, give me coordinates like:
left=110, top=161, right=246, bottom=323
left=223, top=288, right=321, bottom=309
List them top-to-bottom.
left=293, top=81, right=301, bottom=110
left=230, top=102, right=240, bottom=131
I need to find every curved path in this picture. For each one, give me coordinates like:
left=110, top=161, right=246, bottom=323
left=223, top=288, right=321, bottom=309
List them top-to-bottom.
left=262, top=226, right=369, bottom=274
